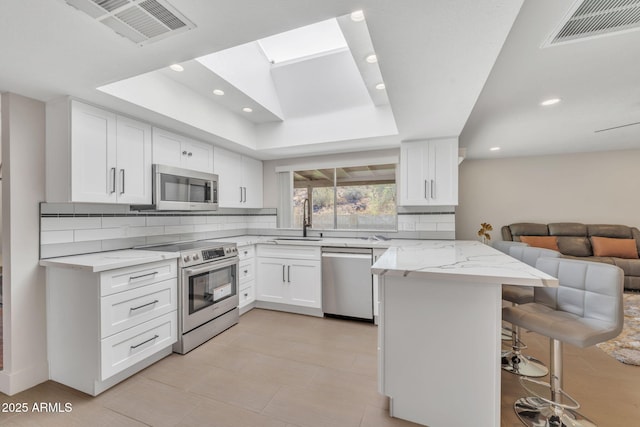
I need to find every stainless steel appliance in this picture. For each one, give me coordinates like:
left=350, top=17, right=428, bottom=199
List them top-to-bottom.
left=132, top=164, right=218, bottom=211
left=140, top=241, right=239, bottom=354
left=321, top=247, right=374, bottom=322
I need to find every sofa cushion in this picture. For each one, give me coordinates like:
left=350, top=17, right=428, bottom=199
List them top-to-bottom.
left=548, top=222, right=588, bottom=236
left=509, top=223, right=549, bottom=237
left=588, top=224, right=633, bottom=239
left=519, top=236, right=559, bottom=251
left=557, top=236, right=592, bottom=257
left=591, top=236, right=639, bottom=259
left=612, top=258, right=640, bottom=276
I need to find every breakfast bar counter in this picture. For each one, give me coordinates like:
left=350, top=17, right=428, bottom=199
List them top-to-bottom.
left=372, top=240, right=557, bottom=427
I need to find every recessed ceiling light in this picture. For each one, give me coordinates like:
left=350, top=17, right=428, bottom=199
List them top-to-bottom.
left=350, top=10, right=365, bottom=22
left=366, top=54, right=378, bottom=64
left=169, top=64, right=184, bottom=72
left=375, top=83, right=386, bottom=90
left=213, top=89, right=225, bottom=96
left=540, top=98, right=561, bottom=106
left=242, top=107, right=253, bottom=113
left=490, top=147, right=501, bottom=151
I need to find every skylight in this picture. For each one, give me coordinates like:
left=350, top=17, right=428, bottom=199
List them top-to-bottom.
left=258, top=18, right=348, bottom=64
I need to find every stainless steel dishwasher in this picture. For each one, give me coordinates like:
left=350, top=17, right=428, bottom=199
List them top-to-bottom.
left=321, top=247, right=374, bottom=322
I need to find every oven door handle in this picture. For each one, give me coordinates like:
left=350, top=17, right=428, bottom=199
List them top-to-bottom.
left=184, top=257, right=239, bottom=275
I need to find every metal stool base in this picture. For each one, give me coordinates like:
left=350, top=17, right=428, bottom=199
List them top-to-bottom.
left=501, top=353, right=548, bottom=377
left=515, top=397, right=597, bottom=427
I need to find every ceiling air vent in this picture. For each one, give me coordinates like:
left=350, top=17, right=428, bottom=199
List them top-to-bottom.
left=64, top=0, right=195, bottom=45
left=543, top=0, right=640, bottom=46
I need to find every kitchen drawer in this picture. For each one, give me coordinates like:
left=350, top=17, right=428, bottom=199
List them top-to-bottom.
left=257, top=244, right=320, bottom=261
left=238, top=245, right=255, bottom=261
left=100, top=259, right=177, bottom=296
left=239, top=260, right=255, bottom=283
left=100, top=278, right=177, bottom=338
left=239, top=282, right=255, bottom=307
left=101, top=311, right=176, bottom=380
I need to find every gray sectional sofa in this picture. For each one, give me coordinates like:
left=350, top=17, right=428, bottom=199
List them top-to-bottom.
left=502, top=222, right=640, bottom=291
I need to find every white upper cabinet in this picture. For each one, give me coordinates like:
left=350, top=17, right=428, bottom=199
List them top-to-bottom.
left=47, top=99, right=151, bottom=204
left=115, top=116, right=152, bottom=204
left=152, top=128, right=214, bottom=173
left=399, top=138, right=458, bottom=206
left=213, top=146, right=263, bottom=208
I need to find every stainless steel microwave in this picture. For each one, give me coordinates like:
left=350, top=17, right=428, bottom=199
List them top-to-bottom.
left=133, top=164, right=218, bottom=211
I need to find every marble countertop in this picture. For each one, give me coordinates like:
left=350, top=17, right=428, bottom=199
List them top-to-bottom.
left=208, top=235, right=413, bottom=249
left=39, top=237, right=557, bottom=287
left=372, top=240, right=558, bottom=287
left=39, top=249, right=180, bottom=273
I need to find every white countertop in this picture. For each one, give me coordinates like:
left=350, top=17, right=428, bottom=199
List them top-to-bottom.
left=208, top=235, right=415, bottom=249
left=371, top=240, right=558, bottom=287
left=39, top=249, right=180, bottom=273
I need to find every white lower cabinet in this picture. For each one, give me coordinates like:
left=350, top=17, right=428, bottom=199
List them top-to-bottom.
left=238, top=244, right=256, bottom=315
left=256, top=245, right=322, bottom=316
left=46, top=259, right=178, bottom=396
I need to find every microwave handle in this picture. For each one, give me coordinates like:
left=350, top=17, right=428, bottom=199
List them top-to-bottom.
left=209, top=180, right=217, bottom=204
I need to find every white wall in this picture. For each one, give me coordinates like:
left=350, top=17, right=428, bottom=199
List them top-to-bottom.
left=0, top=93, right=47, bottom=394
left=455, top=149, right=640, bottom=241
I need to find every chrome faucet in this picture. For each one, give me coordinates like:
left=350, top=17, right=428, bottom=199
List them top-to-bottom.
left=302, top=198, right=310, bottom=237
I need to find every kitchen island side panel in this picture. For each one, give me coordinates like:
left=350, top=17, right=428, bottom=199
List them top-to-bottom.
left=380, top=274, right=502, bottom=427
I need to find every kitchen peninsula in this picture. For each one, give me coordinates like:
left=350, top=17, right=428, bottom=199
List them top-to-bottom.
left=372, top=240, right=558, bottom=427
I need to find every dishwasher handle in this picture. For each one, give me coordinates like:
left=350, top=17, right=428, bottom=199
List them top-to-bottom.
left=321, top=252, right=372, bottom=260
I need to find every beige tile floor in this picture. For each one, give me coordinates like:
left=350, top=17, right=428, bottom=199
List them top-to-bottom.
left=1, top=308, right=639, bottom=426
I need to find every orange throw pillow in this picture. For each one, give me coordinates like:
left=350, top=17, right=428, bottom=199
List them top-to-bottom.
left=519, top=235, right=559, bottom=251
left=591, top=236, right=639, bottom=259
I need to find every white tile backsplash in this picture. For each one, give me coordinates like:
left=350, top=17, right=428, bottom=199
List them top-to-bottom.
left=40, top=203, right=449, bottom=259
left=41, top=217, right=102, bottom=231
left=74, top=227, right=126, bottom=242
left=41, top=230, right=74, bottom=244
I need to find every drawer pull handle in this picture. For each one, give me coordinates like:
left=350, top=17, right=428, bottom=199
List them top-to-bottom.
left=244, top=269, right=248, bottom=274
left=129, top=271, right=158, bottom=281
left=244, top=293, right=248, bottom=297
left=129, top=300, right=159, bottom=312
left=130, top=334, right=159, bottom=350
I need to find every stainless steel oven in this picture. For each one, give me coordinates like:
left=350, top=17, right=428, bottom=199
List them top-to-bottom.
left=139, top=241, right=239, bottom=354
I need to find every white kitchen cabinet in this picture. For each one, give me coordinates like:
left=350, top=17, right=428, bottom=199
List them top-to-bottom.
left=46, top=99, right=152, bottom=204
left=152, top=127, right=214, bottom=173
left=399, top=138, right=458, bottom=206
left=213, top=146, right=263, bottom=208
left=238, top=244, right=256, bottom=315
left=256, top=244, right=322, bottom=316
left=45, top=259, right=178, bottom=396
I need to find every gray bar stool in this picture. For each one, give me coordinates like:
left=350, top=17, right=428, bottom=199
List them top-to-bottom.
left=501, top=246, right=561, bottom=377
left=504, top=257, right=623, bottom=427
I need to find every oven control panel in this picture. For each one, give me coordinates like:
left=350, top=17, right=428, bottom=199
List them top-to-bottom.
left=182, top=244, right=237, bottom=266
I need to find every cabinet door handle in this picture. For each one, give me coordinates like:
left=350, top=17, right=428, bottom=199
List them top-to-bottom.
left=182, top=150, right=188, bottom=156
left=188, top=152, right=193, bottom=157
left=110, top=167, right=116, bottom=194
left=120, top=169, right=125, bottom=194
left=424, top=180, right=428, bottom=199
left=430, top=180, right=435, bottom=199
left=240, top=187, right=243, bottom=203
left=282, top=265, right=286, bottom=282
left=287, top=265, right=291, bottom=283
left=244, top=269, right=248, bottom=274
left=129, top=271, right=158, bottom=281
left=129, top=300, right=159, bottom=312
left=130, top=334, right=159, bottom=350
